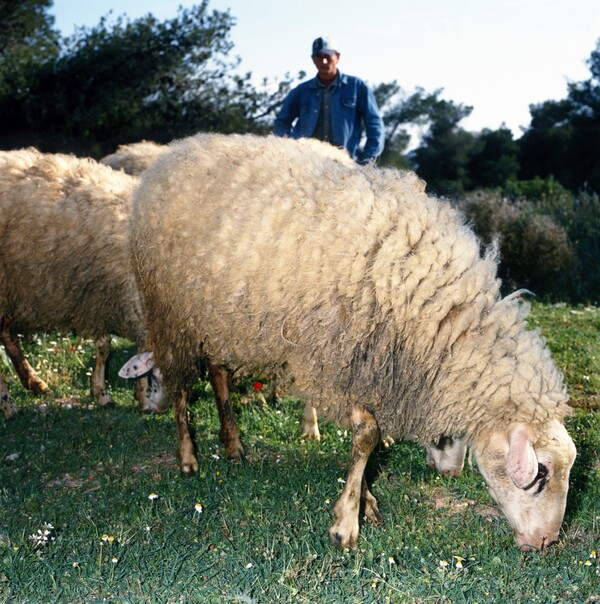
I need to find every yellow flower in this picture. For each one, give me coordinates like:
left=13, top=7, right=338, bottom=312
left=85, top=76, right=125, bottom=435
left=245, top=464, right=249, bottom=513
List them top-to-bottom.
left=194, top=503, right=203, bottom=514
left=101, top=534, right=109, bottom=541
left=107, top=535, right=115, bottom=543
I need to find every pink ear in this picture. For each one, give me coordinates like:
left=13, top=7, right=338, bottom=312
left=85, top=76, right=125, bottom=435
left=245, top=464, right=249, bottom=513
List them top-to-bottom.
left=118, top=351, right=156, bottom=378
left=507, top=424, right=538, bottom=489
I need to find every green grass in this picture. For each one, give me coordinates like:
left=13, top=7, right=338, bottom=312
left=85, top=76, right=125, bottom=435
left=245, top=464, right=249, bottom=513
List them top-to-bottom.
left=0, top=303, right=598, bottom=603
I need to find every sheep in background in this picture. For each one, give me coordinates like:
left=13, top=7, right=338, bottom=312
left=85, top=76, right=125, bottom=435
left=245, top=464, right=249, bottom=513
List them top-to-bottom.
left=130, top=132, right=576, bottom=552
left=100, top=141, right=166, bottom=176
left=0, top=148, right=166, bottom=412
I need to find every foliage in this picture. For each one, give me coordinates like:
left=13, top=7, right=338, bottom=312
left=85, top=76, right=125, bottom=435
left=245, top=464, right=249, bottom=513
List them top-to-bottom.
left=0, top=0, right=60, bottom=98
left=0, top=2, right=292, bottom=156
left=518, top=38, right=600, bottom=194
left=374, top=83, right=446, bottom=169
left=407, top=98, right=478, bottom=197
left=468, top=127, right=520, bottom=189
left=458, top=184, right=600, bottom=303
left=0, top=306, right=598, bottom=602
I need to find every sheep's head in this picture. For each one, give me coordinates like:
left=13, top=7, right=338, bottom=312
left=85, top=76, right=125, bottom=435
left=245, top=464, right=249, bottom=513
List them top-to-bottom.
left=473, top=420, right=576, bottom=551
left=425, top=435, right=467, bottom=477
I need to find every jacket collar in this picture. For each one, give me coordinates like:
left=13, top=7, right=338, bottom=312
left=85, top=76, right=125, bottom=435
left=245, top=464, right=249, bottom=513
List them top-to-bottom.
left=308, top=71, right=348, bottom=88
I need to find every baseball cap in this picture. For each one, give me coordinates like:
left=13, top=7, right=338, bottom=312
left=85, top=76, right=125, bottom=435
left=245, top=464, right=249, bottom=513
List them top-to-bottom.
left=311, top=36, right=339, bottom=57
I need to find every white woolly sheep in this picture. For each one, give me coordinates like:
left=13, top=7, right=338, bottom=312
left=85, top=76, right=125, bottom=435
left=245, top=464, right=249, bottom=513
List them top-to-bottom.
left=130, top=133, right=576, bottom=552
left=100, top=141, right=167, bottom=176
left=0, top=148, right=167, bottom=413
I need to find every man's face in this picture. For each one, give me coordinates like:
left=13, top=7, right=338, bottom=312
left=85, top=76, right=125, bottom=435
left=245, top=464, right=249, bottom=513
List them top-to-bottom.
left=312, top=52, right=340, bottom=79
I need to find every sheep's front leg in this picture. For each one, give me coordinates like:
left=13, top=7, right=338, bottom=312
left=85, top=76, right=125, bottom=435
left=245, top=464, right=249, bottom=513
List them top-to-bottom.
left=1, top=316, right=51, bottom=395
left=91, top=335, right=114, bottom=406
left=209, top=364, right=244, bottom=461
left=174, top=388, right=198, bottom=476
left=329, top=406, right=382, bottom=548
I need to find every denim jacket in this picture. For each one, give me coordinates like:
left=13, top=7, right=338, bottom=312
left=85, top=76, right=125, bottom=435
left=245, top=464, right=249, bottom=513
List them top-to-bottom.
left=274, top=72, right=385, bottom=163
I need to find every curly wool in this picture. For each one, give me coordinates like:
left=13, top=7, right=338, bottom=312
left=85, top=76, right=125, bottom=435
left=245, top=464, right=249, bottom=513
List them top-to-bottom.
left=131, top=133, right=570, bottom=445
left=100, top=141, right=166, bottom=176
left=0, top=147, right=146, bottom=344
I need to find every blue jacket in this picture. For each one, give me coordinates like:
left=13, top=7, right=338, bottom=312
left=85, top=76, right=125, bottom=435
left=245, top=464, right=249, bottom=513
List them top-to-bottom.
left=274, top=72, right=385, bottom=163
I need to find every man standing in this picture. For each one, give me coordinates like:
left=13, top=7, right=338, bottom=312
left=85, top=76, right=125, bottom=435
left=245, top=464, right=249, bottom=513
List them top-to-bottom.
left=274, top=36, right=385, bottom=164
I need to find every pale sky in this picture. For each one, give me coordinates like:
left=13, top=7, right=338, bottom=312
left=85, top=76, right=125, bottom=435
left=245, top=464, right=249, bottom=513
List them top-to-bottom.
left=50, top=0, right=600, bottom=139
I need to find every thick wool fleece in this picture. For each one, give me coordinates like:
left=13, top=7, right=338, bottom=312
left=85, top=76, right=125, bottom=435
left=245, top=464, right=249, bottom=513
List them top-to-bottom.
left=131, top=133, right=570, bottom=444
left=100, top=141, right=167, bottom=176
left=0, top=148, right=146, bottom=344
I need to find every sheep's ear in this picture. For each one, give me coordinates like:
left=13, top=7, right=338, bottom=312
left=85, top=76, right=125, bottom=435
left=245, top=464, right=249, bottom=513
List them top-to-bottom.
left=118, top=351, right=155, bottom=378
left=506, top=423, right=539, bottom=489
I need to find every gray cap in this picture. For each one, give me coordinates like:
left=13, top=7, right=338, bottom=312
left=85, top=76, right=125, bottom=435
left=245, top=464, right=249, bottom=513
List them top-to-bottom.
left=311, top=36, right=339, bottom=57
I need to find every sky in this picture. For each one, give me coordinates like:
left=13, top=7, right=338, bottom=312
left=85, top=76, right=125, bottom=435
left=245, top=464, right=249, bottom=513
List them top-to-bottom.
left=50, top=0, right=600, bottom=139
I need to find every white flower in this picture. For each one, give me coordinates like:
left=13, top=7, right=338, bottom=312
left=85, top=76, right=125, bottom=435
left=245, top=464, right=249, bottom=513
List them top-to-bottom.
left=337, top=477, right=346, bottom=484
left=148, top=493, right=159, bottom=500
left=194, top=503, right=203, bottom=514
left=28, top=523, right=55, bottom=548
left=439, top=560, right=449, bottom=568
left=246, top=563, right=253, bottom=569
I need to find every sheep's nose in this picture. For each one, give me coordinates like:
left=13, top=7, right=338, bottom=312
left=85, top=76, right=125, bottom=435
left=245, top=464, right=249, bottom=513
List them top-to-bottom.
left=516, top=531, right=558, bottom=552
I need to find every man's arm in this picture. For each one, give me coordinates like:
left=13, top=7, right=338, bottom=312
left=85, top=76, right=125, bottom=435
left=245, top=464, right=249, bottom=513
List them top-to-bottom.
left=359, top=84, right=385, bottom=163
left=274, top=87, right=301, bottom=137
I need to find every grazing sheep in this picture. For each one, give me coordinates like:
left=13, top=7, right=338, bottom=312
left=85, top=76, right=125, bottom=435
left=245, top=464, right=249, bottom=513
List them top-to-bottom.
left=130, top=133, right=576, bottom=552
left=100, top=141, right=166, bottom=176
left=0, top=148, right=166, bottom=412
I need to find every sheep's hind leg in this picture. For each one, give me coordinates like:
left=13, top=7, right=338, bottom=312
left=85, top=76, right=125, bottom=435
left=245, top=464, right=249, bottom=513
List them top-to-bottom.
left=1, top=316, right=51, bottom=395
left=91, top=335, right=114, bottom=407
left=209, top=364, right=244, bottom=461
left=1, top=373, right=18, bottom=419
left=174, top=388, right=198, bottom=475
left=301, top=403, right=321, bottom=441
left=329, top=406, right=381, bottom=548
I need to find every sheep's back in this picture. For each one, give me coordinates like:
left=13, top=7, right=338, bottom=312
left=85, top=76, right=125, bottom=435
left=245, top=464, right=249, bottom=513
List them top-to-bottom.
left=0, top=148, right=145, bottom=342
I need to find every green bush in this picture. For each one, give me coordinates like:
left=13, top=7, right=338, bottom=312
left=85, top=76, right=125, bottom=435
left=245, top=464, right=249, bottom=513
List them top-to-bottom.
left=457, top=183, right=600, bottom=302
left=458, top=191, right=575, bottom=298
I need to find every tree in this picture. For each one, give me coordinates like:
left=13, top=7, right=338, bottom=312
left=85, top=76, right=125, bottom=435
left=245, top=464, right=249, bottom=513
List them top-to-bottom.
left=0, top=0, right=60, bottom=111
left=0, top=1, right=287, bottom=155
left=519, top=37, right=600, bottom=193
left=375, top=83, right=447, bottom=169
left=409, top=98, right=478, bottom=196
left=468, top=127, right=520, bottom=189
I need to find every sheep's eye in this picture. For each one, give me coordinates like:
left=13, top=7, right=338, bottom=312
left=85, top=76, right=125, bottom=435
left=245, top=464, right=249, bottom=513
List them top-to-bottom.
left=533, top=463, right=548, bottom=494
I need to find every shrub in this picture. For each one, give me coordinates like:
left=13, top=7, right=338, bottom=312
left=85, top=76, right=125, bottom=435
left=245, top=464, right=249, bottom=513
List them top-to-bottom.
left=457, top=191, right=576, bottom=299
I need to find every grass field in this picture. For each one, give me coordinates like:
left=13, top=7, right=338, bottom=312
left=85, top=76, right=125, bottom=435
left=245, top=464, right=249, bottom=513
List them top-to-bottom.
left=0, top=302, right=598, bottom=603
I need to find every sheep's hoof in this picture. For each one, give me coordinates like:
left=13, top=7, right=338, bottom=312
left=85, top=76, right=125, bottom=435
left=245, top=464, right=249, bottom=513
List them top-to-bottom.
left=29, top=379, right=51, bottom=396
left=97, top=393, right=115, bottom=408
left=137, top=403, right=170, bottom=414
left=302, top=428, right=321, bottom=441
left=382, top=435, right=395, bottom=448
left=225, top=441, right=245, bottom=462
left=180, top=462, right=199, bottom=477
left=328, top=526, right=357, bottom=549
